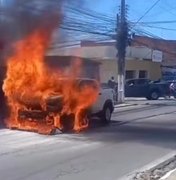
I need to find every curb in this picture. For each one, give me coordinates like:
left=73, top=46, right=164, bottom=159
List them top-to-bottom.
left=115, top=103, right=138, bottom=108
left=118, top=151, right=176, bottom=180
left=160, top=169, right=176, bottom=180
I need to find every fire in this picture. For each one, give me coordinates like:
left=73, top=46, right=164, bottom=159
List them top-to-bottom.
left=2, top=29, right=99, bottom=134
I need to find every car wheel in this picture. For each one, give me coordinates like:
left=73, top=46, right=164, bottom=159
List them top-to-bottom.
left=150, top=90, right=159, bottom=100
left=146, top=96, right=151, bottom=100
left=101, top=105, right=112, bottom=124
left=60, top=114, right=75, bottom=132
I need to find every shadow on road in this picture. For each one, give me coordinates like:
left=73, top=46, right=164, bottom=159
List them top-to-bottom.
left=1, top=99, right=176, bottom=151
left=57, top=103, right=176, bottom=150
left=1, top=115, right=176, bottom=150
left=79, top=119, right=176, bottom=150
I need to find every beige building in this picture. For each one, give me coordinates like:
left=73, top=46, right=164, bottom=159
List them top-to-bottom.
left=132, top=35, right=176, bottom=81
left=47, top=42, right=162, bottom=83
left=98, top=59, right=161, bottom=83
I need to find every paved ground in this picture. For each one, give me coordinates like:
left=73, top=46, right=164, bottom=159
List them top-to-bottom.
left=1, top=99, right=176, bottom=180
left=165, top=170, right=176, bottom=180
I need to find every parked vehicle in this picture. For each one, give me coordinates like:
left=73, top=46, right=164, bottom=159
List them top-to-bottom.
left=125, top=78, right=170, bottom=100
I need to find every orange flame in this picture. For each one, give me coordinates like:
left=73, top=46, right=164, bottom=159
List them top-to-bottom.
left=2, top=29, right=99, bottom=134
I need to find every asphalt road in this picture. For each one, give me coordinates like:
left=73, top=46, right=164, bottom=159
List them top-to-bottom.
left=1, top=99, right=176, bottom=180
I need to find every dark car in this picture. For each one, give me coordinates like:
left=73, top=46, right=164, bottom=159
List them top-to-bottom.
left=125, top=78, right=169, bottom=100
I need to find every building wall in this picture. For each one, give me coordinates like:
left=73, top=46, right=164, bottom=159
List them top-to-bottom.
left=133, top=35, right=176, bottom=66
left=48, top=45, right=162, bottom=83
left=51, top=45, right=162, bottom=62
left=126, top=46, right=152, bottom=60
left=45, top=56, right=100, bottom=80
left=98, top=59, right=161, bottom=83
left=99, top=60, right=118, bottom=83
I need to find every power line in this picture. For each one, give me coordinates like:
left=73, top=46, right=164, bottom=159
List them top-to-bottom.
left=132, top=0, right=161, bottom=27
left=12, top=1, right=176, bottom=40
left=134, top=20, right=176, bottom=25
left=141, top=24, right=176, bottom=31
left=133, top=28, right=164, bottom=39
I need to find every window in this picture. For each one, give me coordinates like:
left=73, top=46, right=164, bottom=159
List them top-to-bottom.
left=125, top=70, right=136, bottom=79
left=139, top=70, right=148, bottom=78
left=79, top=80, right=98, bottom=90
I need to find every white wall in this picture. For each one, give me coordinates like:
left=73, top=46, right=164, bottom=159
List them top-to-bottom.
left=48, top=45, right=162, bottom=61
left=126, top=46, right=152, bottom=59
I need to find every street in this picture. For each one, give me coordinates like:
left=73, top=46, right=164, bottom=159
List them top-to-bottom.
left=1, top=99, right=176, bottom=180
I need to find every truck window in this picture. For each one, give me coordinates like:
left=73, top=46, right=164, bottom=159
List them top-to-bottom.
left=79, top=80, right=99, bottom=90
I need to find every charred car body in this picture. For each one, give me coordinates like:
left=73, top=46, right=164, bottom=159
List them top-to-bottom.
left=16, top=78, right=114, bottom=134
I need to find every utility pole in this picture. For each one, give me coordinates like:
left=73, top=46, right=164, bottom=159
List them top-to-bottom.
left=116, top=0, right=128, bottom=103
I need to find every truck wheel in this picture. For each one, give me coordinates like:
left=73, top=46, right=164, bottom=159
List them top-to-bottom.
left=149, top=90, right=160, bottom=100
left=101, top=105, right=112, bottom=124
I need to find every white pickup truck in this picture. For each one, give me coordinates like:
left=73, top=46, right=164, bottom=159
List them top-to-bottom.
left=18, top=78, right=115, bottom=132
left=91, top=81, right=114, bottom=123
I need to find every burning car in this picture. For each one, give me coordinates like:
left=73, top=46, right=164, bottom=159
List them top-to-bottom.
left=1, top=1, right=115, bottom=134
left=2, top=25, right=115, bottom=134
left=6, top=78, right=114, bottom=134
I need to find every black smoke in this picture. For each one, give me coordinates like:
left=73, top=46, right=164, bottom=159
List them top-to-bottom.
left=0, top=0, right=65, bottom=43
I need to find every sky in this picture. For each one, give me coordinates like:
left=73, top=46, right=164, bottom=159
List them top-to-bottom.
left=1, top=0, right=176, bottom=42
left=86, top=0, right=176, bottom=40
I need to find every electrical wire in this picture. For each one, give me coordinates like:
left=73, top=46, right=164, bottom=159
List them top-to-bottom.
left=9, top=0, right=176, bottom=49
left=132, top=0, right=162, bottom=28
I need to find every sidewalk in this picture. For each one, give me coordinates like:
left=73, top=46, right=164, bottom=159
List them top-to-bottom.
left=114, top=98, right=140, bottom=108
left=114, top=98, right=148, bottom=108
left=114, top=103, right=138, bottom=108
left=162, top=169, right=176, bottom=180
